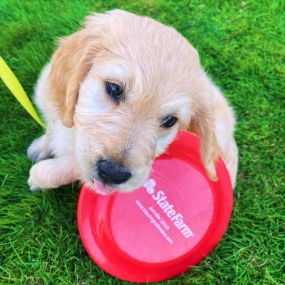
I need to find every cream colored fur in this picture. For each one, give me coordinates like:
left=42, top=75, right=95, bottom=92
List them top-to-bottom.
left=27, top=10, right=238, bottom=192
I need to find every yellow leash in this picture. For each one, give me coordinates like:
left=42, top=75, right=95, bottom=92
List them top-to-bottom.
left=0, top=56, right=45, bottom=128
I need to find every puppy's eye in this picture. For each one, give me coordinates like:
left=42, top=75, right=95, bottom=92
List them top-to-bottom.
left=105, top=82, right=123, bottom=103
left=160, top=115, right=178, bottom=128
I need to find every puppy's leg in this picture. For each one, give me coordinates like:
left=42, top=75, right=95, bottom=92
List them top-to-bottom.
left=27, top=132, right=52, bottom=162
left=28, top=157, right=79, bottom=191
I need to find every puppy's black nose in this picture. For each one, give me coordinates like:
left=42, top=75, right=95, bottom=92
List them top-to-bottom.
left=97, top=159, right=131, bottom=185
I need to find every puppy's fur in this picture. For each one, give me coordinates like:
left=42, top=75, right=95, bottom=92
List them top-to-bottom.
left=27, top=10, right=238, bottom=192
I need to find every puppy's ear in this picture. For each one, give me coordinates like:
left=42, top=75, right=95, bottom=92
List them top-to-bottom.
left=49, top=30, right=95, bottom=127
left=188, top=102, right=220, bottom=181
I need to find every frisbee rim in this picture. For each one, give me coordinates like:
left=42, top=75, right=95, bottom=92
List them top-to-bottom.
left=77, top=131, right=233, bottom=282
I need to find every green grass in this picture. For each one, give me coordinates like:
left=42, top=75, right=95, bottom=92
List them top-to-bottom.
left=0, top=0, right=284, bottom=284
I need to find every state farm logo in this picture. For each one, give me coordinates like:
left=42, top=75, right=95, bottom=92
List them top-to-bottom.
left=142, top=178, right=194, bottom=238
left=143, top=178, right=156, bottom=195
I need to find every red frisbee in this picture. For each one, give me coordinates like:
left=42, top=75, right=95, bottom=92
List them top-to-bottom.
left=77, top=131, right=233, bottom=283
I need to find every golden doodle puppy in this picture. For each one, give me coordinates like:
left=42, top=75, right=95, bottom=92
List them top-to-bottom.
left=27, top=10, right=238, bottom=194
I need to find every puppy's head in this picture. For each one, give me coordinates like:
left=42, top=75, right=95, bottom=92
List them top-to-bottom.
left=49, top=10, right=219, bottom=193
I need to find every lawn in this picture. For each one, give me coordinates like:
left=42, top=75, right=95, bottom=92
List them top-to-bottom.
left=0, top=0, right=284, bottom=284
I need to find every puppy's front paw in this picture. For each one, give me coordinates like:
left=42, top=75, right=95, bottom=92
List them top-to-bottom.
left=27, top=135, right=51, bottom=162
left=27, top=157, right=78, bottom=192
left=27, top=164, right=44, bottom=191
left=28, top=176, right=41, bottom=191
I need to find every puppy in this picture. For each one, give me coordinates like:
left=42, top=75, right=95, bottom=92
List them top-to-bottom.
left=27, top=10, right=238, bottom=194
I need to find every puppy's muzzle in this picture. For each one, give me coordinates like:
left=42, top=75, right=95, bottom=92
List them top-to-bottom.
left=96, top=159, right=132, bottom=185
